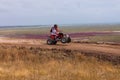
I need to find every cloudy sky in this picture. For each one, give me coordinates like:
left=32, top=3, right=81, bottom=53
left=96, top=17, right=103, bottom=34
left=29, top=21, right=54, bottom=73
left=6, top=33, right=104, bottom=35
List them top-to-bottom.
left=0, top=0, right=120, bottom=26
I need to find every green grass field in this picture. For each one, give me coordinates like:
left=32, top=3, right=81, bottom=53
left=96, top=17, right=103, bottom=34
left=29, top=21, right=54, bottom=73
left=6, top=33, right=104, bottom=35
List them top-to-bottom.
left=0, top=24, right=120, bottom=35
left=0, top=24, right=120, bottom=43
left=89, top=35, right=120, bottom=43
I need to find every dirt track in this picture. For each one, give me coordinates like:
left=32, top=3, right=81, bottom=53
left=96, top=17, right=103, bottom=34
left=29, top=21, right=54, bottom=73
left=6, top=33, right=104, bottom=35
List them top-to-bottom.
left=0, top=37, right=120, bottom=56
left=0, top=37, right=120, bottom=64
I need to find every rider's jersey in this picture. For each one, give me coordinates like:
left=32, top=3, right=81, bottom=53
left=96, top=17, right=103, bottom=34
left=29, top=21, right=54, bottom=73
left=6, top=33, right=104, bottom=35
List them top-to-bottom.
left=50, top=27, right=59, bottom=35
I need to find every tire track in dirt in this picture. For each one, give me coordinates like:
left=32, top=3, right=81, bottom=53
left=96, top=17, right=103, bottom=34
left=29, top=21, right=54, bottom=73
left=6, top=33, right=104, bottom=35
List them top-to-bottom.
left=0, top=37, right=120, bottom=64
left=0, top=37, right=120, bottom=56
left=33, top=42, right=120, bottom=64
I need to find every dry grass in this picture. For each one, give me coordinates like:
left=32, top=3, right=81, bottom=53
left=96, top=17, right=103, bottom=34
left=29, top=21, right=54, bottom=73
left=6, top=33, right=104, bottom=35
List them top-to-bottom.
left=89, top=35, right=120, bottom=43
left=0, top=44, right=120, bottom=80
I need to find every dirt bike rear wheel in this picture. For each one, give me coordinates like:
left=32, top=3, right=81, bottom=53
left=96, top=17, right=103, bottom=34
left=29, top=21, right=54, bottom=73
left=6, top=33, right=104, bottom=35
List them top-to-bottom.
left=47, top=39, right=53, bottom=45
left=47, top=39, right=57, bottom=45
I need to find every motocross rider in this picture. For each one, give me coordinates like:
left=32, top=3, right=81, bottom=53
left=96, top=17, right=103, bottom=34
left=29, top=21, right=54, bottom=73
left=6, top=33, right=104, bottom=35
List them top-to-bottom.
left=50, top=24, right=59, bottom=40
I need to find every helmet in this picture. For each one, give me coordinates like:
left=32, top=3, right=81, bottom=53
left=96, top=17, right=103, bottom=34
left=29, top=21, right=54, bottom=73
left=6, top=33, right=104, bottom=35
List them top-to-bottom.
left=54, top=24, right=58, bottom=28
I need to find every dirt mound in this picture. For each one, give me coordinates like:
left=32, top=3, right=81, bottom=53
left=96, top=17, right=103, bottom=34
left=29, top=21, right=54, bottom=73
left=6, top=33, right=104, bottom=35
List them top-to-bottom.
left=0, top=37, right=120, bottom=64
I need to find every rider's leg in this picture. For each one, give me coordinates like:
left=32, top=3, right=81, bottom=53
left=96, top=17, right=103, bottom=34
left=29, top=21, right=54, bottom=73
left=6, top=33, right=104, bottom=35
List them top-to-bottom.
left=50, top=35, right=55, bottom=40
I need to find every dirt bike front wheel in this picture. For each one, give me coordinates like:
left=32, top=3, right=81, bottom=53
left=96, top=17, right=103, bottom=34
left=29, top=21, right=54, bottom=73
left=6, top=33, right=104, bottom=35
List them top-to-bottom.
left=61, top=37, right=67, bottom=43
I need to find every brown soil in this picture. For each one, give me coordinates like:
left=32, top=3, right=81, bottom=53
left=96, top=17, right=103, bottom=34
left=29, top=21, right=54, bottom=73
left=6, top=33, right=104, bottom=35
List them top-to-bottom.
left=0, top=37, right=120, bottom=64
